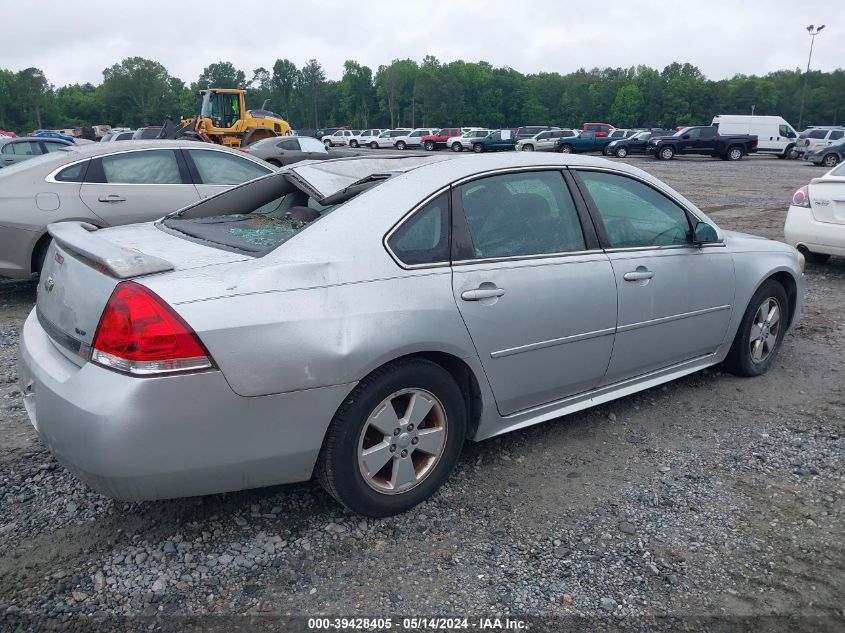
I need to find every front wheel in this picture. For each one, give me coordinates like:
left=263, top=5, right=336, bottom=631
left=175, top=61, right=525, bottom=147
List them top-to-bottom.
left=324, top=140, right=333, bottom=148
left=349, top=140, right=358, bottom=148
left=370, top=141, right=378, bottom=149
left=396, top=141, right=406, bottom=150
left=451, top=142, right=463, bottom=152
left=472, top=143, right=484, bottom=153
left=522, top=144, right=534, bottom=152
left=559, top=144, right=573, bottom=154
left=658, top=146, right=674, bottom=160
left=822, top=153, right=839, bottom=168
left=723, top=280, right=788, bottom=377
left=316, top=359, right=466, bottom=517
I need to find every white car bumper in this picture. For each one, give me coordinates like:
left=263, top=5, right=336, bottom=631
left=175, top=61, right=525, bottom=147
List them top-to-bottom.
left=784, top=205, right=845, bottom=257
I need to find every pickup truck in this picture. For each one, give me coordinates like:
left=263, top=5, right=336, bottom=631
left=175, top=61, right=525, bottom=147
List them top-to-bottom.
left=647, top=126, right=758, bottom=161
left=471, top=130, right=516, bottom=153
left=556, top=130, right=613, bottom=154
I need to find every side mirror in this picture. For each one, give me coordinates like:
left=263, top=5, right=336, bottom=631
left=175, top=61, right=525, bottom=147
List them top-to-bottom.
left=682, top=135, right=690, bottom=139
left=693, top=221, right=721, bottom=244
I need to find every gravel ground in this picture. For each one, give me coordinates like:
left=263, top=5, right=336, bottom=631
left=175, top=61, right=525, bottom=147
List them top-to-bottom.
left=0, top=155, right=843, bottom=632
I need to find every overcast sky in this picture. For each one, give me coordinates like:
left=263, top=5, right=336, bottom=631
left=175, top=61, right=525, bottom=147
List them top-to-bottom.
left=4, top=0, right=842, bottom=86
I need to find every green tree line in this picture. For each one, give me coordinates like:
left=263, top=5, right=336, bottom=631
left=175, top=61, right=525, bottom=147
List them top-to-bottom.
left=1, top=57, right=843, bottom=134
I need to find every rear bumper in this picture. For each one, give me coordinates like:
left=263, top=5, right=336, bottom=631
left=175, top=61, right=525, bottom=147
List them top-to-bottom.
left=784, top=206, right=845, bottom=257
left=17, top=309, right=354, bottom=500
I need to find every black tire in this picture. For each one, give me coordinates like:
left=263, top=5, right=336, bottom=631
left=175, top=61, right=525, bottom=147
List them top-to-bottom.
left=324, top=140, right=333, bottom=148
left=350, top=140, right=358, bottom=148
left=370, top=141, right=378, bottom=149
left=396, top=141, right=406, bottom=150
left=424, top=141, right=435, bottom=151
left=472, top=143, right=484, bottom=153
left=522, top=143, right=534, bottom=152
left=559, top=144, right=573, bottom=154
left=657, top=145, right=674, bottom=160
left=615, top=146, right=628, bottom=158
left=726, top=146, right=743, bottom=161
left=788, top=150, right=799, bottom=160
left=821, top=153, right=839, bottom=168
left=31, top=236, right=52, bottom=275
left=803, top=250, right=830, bottom=264
left=723, top=280, right=789, bottom=377
left=316, top=358, right=466, bottom=517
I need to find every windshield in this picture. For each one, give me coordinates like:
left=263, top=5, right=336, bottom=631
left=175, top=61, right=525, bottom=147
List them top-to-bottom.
left=199, top=91, right=213, bottom=117
left=673, top=128, right=690, bottom=136
left=0, top=149, right=72, bottom=178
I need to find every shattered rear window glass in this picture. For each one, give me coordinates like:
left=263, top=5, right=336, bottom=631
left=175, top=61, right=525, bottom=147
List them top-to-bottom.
left=161, top=194, right=337, bottom=254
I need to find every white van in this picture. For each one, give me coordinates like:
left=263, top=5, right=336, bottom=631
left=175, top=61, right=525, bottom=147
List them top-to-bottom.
left=711, top=115, right=799, bottom=159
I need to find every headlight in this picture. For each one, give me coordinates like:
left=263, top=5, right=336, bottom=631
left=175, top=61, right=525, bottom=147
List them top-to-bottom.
left=609, top=141, right=618, bottom=147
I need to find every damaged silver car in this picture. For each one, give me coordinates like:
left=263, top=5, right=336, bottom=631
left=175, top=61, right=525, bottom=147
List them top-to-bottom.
left=18, top=153, right=805, bottom=516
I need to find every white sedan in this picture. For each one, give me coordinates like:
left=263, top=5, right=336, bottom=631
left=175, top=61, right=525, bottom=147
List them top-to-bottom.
left=784, top=161, right=845, bottom=263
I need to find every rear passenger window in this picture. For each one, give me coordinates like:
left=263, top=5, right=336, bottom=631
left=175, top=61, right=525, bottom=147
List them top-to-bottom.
left=96, top=149, right=182, bottom=184
left=55, top=160, right=88, bottom=183
left=459, top=171, right=586, bottom=259
left=577, top=171, right=692, bottom=248
left=388, top=193, right=450, bottom=266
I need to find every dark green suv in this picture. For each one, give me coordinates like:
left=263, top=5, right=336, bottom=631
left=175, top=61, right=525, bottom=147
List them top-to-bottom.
left=471, top=130, right=516, bottom=153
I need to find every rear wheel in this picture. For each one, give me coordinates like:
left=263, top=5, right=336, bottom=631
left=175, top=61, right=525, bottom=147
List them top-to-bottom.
left=350, top=140, right=358, bottom=148
left=396, top=140, right=406, bottom=150
left=370, top=141, right=378, bottom=149
left=424, top=141, right=435, bottom=151
left=472, top=143, right=484, bottom=153
left=522, top=143, right=534, bottom=152
left=559, top=144, right=573, bottom=154
left=615, top=146, right=628, bottom=158
left=658, top=146, right=674, bottom=160
left=726, top=146, right=743, bottom=161
left=822, top=153, right=839, bottom=168
left=723, top=280, right=788, bottom=377
left=316, top=359, right=466, bottom=517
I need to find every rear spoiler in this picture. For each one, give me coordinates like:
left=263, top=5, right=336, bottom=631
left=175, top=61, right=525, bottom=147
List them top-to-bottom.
left=47, top=222, right=174, bottom=279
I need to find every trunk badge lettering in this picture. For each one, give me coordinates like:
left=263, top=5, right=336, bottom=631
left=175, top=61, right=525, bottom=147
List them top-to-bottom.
left=44, top=277, right=55, bottom=293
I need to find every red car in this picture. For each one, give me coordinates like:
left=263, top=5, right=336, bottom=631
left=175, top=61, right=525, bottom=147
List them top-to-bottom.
left=582, top=123, right=613, bottom=138
left=421, top=127, right=463, bottom=151
left=0, top=130, right=17, bottom=138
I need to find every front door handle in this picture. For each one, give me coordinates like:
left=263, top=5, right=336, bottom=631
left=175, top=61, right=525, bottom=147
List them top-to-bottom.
left=97, top=195, right=126, bottom=203
left=623, top=270, right=654, bottom=281
left=461, top=286, right=505, bottom=301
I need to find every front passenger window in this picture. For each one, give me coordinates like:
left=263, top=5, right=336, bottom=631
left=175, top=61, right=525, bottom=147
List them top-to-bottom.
left=188, top=149, right=270, bottom=185
left=577, top=171, right=692, bottom=248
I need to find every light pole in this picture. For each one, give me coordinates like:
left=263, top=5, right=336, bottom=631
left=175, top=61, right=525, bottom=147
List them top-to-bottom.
left=798, top=24, right=825, bottom=130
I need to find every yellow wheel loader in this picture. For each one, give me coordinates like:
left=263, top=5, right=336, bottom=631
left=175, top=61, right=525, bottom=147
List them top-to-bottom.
left=162, top=88, right=291, bottom=148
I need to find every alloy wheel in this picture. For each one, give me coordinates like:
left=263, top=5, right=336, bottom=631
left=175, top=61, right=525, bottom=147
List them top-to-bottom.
left=749, top=297, right=781, bottom=364
left=357, top=388, right=448, bottom=495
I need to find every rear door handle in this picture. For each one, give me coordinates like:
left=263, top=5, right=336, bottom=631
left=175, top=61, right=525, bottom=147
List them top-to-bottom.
left=97, top=195, right=126, bottom=203
left=623, top=270, right=654, bottom=281
left=461, top=287, right=505, bottom=301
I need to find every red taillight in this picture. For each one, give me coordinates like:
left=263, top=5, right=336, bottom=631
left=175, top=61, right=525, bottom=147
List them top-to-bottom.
left=240, top=147, right=249, bottom=153
left=792, top=185, right=811, bottom=208
left=91, top=281, right=213, bottom=375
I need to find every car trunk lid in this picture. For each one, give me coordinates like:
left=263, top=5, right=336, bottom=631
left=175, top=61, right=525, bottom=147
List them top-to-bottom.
left=809, top=178, right=845, bottom=225
left=37, top=221, right=249, bottom=366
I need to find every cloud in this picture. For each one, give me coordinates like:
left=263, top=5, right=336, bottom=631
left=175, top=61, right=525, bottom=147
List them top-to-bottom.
left=3, top=0, right=842, bottom=86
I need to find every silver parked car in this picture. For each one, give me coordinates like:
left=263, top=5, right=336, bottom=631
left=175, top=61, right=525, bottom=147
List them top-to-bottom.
left=244, top=135, right=357, bottom=166
left=0, top=136, right=73, bottom=168
left=0, top=140, right=274, bottom=279
left=18, top=153, right=805, bottom=517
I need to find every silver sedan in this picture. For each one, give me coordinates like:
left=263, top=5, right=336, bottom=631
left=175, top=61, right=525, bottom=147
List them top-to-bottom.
left=0, top=140, right=274, bottom=279
left=18, top=153, right=805, bottom=516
